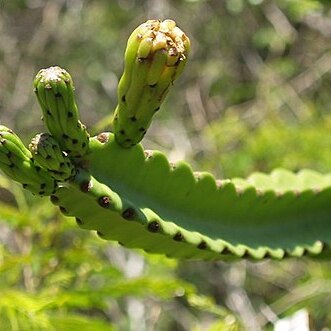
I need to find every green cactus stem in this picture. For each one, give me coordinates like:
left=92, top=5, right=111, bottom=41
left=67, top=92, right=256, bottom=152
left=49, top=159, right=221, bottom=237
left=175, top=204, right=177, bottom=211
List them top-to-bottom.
left=113, top=19, right=190, bottom=147
left=34, top=66, right=89, bottom=158
left=29, top=133, right=76, bottom=181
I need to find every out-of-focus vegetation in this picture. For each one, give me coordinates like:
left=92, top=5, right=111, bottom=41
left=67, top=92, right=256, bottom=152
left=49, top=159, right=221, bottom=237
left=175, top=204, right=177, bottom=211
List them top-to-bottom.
left=1, top=0, right=331, bottom=330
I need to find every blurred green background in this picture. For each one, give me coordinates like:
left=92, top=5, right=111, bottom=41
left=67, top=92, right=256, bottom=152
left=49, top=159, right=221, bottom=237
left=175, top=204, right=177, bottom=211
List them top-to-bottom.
left=1, top=0, right=331, bottom=330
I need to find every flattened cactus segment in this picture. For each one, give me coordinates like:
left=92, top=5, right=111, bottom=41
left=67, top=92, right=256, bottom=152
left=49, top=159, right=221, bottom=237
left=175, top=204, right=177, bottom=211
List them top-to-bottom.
left=113, top=19, right=190, bottom=147
left=34, top=66, right=89, bottom=157
left=0, top=126, right=57, bottom=195
left=51, top=134, right=331, bottom=260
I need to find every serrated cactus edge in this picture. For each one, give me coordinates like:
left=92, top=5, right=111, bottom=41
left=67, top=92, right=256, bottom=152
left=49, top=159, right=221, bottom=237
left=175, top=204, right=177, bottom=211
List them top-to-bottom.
left=0, top=19, right=331, bottom=261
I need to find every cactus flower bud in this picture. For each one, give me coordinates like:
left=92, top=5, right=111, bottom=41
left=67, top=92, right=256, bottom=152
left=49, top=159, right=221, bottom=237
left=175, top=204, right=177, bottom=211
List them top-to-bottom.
left=113, top=19, right=190, bottom=148
left=34, top=66, right=89, bottom=157
left=0, top=126, right=57, bottom=195
left=29, top=133, right=76, bottom=181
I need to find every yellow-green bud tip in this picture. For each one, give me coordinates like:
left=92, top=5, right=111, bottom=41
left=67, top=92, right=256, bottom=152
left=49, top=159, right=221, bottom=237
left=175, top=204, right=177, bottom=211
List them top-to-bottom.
left=133, top=19, right=190, bottom=66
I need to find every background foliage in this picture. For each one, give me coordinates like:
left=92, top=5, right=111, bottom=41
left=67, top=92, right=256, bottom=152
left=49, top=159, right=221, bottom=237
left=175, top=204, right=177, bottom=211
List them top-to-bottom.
left=1, top=0, right=331, bottom=330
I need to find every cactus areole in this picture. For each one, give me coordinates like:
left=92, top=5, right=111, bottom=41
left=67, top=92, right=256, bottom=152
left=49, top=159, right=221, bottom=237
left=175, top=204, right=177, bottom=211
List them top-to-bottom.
left=1, top=19, right=331, bottom=261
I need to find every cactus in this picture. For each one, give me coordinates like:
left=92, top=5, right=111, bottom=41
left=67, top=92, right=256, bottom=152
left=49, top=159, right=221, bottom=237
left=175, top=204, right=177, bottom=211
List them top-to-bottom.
left=1, top=20, right=331, bottom=260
